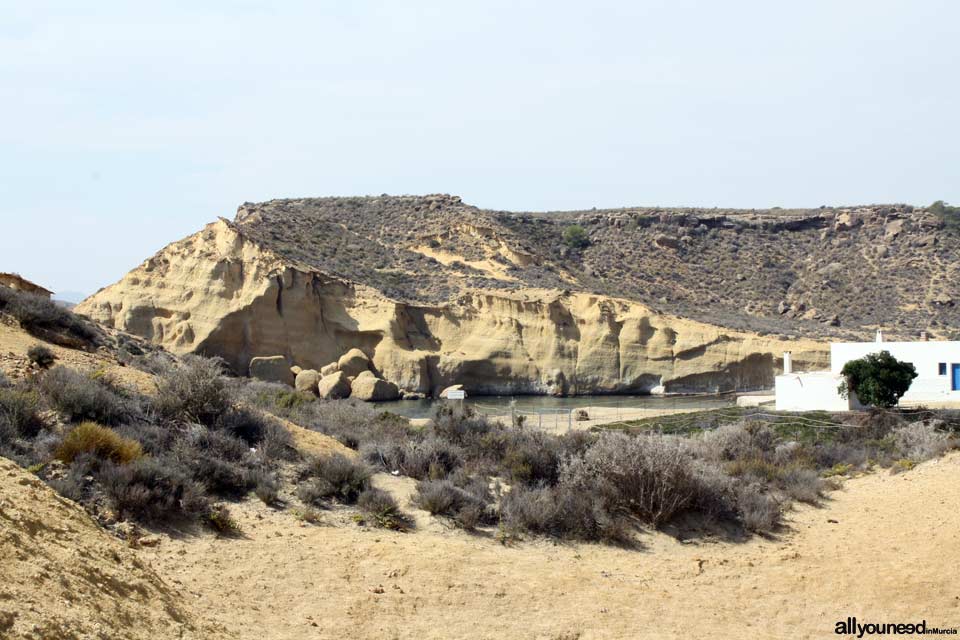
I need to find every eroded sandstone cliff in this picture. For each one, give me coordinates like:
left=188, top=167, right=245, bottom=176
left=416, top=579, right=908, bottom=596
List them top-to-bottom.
left=78, top=218, right=829, bottom=395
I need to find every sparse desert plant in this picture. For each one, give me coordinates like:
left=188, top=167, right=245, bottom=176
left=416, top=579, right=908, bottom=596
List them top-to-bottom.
left=0, top=286, right=98, bottom=345
left=27, top=344, right=55, bottom=369
left=152, top=355, right=230, bottom=426
left=40, top=366, right=138, bottom=425
left=0, top=386, right=43, bottom=439
left=56, top=421, right=144, bottom=465
left=891, top=422, right=953, bottom=461
left=560, top=432, right=702, bottom=526
left=297, top=454, right=371, bottom=505
left=100, top=457, right=210, bottom=522
left=890, top=458, right=916, bottom=474
left=780, top=467, right=824, bottom=504
left=253, top=470, right=281, bottom=506
left=412, top=478, right=492, bottom=528
left=500, top=484, right=631, bottom=544
left=737, top=484, right=781, bottom=532
left=357, top=487, right=413, bottom=531
left=206, top=503, right=242, bottom=534
left=293, top=507, right=323, bottom=524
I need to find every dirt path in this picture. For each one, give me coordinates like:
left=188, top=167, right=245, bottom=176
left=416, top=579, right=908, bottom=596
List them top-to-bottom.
left=142, top=453, right=960, bottom=640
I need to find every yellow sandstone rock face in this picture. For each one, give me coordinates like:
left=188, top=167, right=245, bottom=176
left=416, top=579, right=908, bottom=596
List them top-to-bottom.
left=77, top=219, right=829, bottom=395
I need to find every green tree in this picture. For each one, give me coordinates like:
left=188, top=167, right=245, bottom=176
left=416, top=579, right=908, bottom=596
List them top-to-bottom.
left=930, top=200, right=960, bottom=232
left=562, top=225, right=590, bottom=249
left=838, top=350, right=917, bottom=408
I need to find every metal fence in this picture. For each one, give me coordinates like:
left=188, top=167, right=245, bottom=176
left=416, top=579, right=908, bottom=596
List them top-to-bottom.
left=467, top=399, right=959, bottom=439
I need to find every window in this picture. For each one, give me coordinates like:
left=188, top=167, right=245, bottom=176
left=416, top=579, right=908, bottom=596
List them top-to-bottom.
left=939, top=363, right=948, bottom=376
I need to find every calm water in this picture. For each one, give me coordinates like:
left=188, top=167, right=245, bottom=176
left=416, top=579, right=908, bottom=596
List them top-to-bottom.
left=371, top=394, right=735, bottom=420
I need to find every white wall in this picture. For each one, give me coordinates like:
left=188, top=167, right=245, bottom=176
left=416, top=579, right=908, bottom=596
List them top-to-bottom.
left=830, top=341, right=960, bottom=402
left=775, top=372, right=860, bottom=411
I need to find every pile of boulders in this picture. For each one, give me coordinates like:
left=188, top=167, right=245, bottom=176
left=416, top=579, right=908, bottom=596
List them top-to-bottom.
left=248, top=348, right=402, bottom=401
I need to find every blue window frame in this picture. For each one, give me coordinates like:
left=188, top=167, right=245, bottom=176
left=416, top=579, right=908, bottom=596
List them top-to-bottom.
left=939, top=363, right=948, bottom=376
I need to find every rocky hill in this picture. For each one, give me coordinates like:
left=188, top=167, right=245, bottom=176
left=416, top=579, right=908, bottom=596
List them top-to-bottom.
left=76, top=196, right=959, bottom=395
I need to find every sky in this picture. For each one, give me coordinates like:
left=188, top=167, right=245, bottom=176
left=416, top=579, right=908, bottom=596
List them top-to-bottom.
left=1, top=1, right=958, bottom=299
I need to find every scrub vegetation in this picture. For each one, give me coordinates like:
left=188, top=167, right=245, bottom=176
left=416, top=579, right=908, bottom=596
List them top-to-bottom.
left=0, top=294, right=957, bottom=547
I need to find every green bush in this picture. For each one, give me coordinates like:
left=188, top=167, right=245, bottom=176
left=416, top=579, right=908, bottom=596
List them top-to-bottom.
left=929, top=200, right=960, bottom=232
left=562, top=225, right=590, bottom=249
left=839, top=351, right=918, bottom=408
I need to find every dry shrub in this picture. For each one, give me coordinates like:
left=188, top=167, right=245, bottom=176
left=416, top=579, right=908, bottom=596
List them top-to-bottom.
left=27, top=344, right=56, bottom=369
left=152, top=355, right=230, bottom=426
left=40, top=366, right=139, bottom=425
left=0, top=387, right=43, bottom=439
left=57, top=421, right=143, bottom=465
left=698, top=422, right=776, bottom=462
left=891, top=422, right=953, bottom=461
left=561, top=432, right=703, bottom=526
left=297, top=454, right=371, bottom=505
left=100, top=457, right=210, bottom=522
left=780, top=467, right=824, bottom=504
left=412, top=478, right=493, bottom=530
left=500, top=484, right=632, bottom=544
left=737, top=484, right=781, bottom=532
left=357, top=487, right=413, bottom=531
left=206, top=504, right=242, bottom=535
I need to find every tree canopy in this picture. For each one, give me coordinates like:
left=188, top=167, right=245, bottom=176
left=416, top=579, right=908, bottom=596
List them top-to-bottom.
left=562, top=225, right=590, bottom=249
left=838, top=350, right=917, bottom=408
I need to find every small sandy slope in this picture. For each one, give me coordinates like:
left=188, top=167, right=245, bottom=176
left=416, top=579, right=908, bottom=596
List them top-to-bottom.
left=0, top=319, right=155, bottom=393
left=141, top=453, right=960, bottom=640
left=0, top=458, right=229, bottom=640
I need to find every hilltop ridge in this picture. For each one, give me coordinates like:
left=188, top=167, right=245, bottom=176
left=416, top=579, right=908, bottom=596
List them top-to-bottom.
left=231, top=196, right=957, bottom=338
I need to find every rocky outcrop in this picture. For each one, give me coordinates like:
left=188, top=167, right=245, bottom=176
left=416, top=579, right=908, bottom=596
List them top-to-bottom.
left=77, top=217, right=833, bottom=396
left=337, top=348, right=371, bottom=378
left=250, top=355, right=293, bottom=386
left=295, top=369, right=320, bottom=395
left=317, top=371, right=351, bottom=400
left=351, top=371, right=400, bottom=401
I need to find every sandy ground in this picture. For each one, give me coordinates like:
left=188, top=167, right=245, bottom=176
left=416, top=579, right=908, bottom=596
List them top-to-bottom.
left=0, top=318, right=155, bottom=393
left=483, top=406, right=708, bottom=432
left=139, top=453, right=960, bottom=640
left=0, top=458, right=229, bottom=640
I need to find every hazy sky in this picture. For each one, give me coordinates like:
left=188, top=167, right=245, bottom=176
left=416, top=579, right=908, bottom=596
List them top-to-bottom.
left=1, top=1, right=958, bottom=298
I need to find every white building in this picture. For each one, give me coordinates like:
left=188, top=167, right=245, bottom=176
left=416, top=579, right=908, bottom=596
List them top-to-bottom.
left=775, top=333, right=960, bottom=411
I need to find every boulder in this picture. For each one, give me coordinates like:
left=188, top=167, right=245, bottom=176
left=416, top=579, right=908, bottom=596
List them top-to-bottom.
left=834, top=211, right=862, bottom=232
left=884, top=219, right=905, bottom=239
left=653, top=234, right=680, bottom=250
left=337, top=348, right=371, bottom=378
left=249, top=355, right=293, bottom=386
left=320, top=362, right=339, bottom=377
left=295, top=369, right=320, bottom=395
left=317, top=371, right=352, bottom=400
left=351, top=374, right=400, bottom=401
left=439, top=384, right=465, bottom=399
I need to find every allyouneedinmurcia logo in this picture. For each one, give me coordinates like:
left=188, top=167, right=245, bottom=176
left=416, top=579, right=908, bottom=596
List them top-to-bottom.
left=835, top=617, right=958, bottom=637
